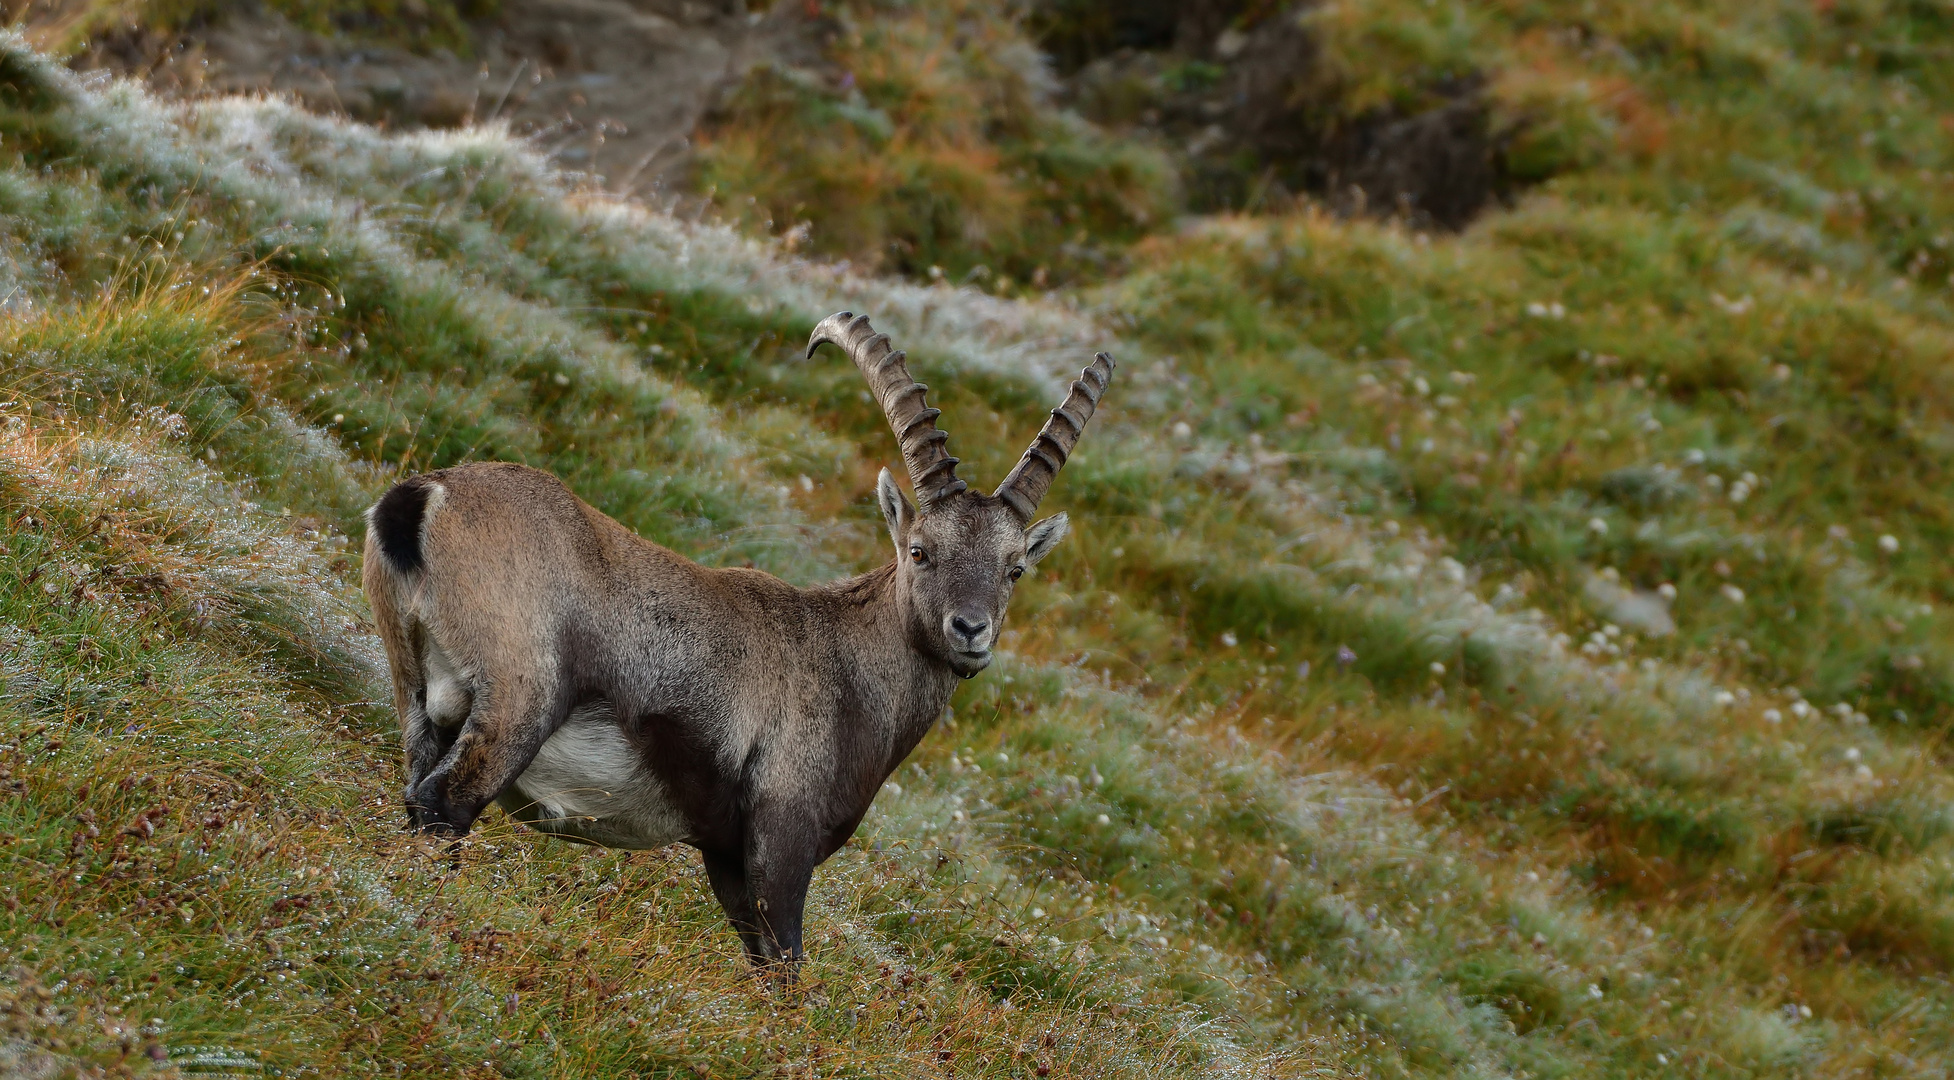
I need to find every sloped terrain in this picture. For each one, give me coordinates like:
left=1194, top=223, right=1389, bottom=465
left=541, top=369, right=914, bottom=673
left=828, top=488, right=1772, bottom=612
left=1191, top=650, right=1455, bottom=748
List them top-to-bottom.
left=3, top=0, right=1954, bottom=1077
left=63, top=0, right=832, bottom=193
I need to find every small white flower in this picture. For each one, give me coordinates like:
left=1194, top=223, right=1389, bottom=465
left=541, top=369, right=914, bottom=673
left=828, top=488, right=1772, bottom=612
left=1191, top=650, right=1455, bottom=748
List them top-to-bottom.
left=1412, top=376, right=1431, bottom=396
left=1171, top=421, right=1193, bottom=440
left=1683, top=448, right=1706, bottom=465
left=1729, top=481, right=1750, bottom=503
left=1587, top=517, right=1609, bottom=535
left=1879, top=534, right=1901, bottom=554
left=1657, top=582, right=1677, bottom=601
left=1720, top=583, right=1746, bottom=604
left=1220, top=631, right=1239, bottom=648
left=1429, top=661, right=1446, bottom=676
left=1713, top=690, right=1736, bottom=707
left=1790, top=701, right=1813, bottom=719
left=1763, top=709, right=1782, bottom=723
left=1844, top=747, right=1862, bottom=762
left=995, top=752, right=1009, bottom=765
left=1856, top=764, right=1875, bottom=780
left=1095, top=813, right=1110, bottom=825
left=1031, top=907, right=1045, bottom=919
left=1588, top=984, right=1605, bottom=999
left=1657, top=1054, right=1669, bottom=1065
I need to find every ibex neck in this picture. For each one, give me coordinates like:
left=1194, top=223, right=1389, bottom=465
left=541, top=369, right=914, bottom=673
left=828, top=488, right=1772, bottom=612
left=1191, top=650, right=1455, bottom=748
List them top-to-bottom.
left=820, top=562, right=962, bottom=735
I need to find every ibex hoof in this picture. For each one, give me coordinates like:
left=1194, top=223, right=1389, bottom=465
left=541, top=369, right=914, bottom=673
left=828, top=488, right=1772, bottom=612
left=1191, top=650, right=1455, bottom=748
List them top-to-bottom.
left=405, top=786, right=469, bottom=838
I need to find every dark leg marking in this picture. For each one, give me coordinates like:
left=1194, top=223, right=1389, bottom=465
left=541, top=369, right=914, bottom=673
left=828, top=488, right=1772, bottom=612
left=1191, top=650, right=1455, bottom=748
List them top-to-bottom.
left=703, top=848, right=770, bottom=966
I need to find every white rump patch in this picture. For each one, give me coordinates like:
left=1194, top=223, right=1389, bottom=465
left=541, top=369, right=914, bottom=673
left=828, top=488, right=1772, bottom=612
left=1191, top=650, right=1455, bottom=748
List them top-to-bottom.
left=418, top=481, right=448, bottom=550
left=499, top=704, right=688, bottom=850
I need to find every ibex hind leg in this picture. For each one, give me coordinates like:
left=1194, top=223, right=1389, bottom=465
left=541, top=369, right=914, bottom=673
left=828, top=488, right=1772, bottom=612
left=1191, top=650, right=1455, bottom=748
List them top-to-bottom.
left=402, top=631, right=471, bottom=794
left=407, top=676, right=570, bottom=839
left=404, top=711, right=456, bottom=783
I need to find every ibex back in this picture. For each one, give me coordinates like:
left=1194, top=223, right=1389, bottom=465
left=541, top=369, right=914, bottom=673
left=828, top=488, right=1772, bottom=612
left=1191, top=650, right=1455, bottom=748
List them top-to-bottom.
left=362, top=313, right=1112, bottom=968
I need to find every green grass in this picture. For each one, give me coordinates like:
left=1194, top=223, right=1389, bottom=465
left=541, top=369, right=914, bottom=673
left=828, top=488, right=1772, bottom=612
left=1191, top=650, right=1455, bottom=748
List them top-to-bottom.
left=7, top=0, right=1954, bottom=1074
left=694, top=0, right=1178, bottom=289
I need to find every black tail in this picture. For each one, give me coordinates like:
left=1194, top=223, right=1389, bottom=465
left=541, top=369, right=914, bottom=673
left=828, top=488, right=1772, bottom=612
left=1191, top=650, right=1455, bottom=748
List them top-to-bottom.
left=370, top=477, right=435, bottom=574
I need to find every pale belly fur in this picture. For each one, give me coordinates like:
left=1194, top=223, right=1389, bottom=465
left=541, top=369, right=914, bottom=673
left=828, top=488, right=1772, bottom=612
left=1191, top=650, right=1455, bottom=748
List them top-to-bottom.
left=495, top=704, right=690, bottom=850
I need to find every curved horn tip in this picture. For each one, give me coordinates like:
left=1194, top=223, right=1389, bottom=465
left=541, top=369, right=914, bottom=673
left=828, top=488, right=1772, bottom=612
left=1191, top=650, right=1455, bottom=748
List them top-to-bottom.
left=805, top=311, right=858, bottom=358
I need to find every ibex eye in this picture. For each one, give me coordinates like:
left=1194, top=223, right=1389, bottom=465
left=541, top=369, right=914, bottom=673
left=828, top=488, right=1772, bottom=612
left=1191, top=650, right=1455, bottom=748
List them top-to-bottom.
left=910, top=546, right=928, bottom=565
left=1009, top=566, right=1024, bottom=581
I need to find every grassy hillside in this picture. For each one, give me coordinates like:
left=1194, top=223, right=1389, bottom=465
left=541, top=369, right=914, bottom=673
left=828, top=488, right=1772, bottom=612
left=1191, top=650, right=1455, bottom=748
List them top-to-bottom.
left=5, top=0, right=1954, bottom=1076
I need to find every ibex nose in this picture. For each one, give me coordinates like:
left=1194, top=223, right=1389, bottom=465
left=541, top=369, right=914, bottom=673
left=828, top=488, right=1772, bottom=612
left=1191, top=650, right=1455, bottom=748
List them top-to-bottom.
left=949, top=614, right=989, bottom=645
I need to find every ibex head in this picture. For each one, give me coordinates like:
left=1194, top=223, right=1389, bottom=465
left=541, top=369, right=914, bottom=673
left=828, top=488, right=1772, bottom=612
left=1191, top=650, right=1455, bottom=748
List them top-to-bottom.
left=809, top=312, right=1114, bottom=677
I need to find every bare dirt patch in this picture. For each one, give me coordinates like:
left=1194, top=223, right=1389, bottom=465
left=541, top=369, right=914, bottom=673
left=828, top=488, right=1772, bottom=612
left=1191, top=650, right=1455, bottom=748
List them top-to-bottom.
left=71, top=0, right=833, bottom=195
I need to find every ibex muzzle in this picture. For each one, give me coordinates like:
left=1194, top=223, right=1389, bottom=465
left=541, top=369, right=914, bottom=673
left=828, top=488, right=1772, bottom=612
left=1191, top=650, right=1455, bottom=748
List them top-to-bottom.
left=362, top=313, right=1112, bottom=971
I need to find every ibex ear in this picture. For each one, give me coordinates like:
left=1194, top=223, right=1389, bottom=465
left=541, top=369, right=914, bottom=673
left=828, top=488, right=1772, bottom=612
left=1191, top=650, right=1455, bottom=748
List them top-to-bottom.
left=877, top=468, right=914, bottom=551
left=1023, top=513, right=1070, bottom=567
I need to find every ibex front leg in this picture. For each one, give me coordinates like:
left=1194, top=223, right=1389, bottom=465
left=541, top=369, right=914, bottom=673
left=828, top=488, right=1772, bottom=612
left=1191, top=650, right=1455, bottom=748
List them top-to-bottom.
left=707, top=801, right=820, bottom=975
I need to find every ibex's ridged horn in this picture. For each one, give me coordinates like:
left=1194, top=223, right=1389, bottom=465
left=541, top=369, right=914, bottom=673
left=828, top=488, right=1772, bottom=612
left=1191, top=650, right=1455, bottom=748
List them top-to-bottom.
left=808, top=312, right=968, bottom=507
left=995, top=352, right=1115, bottom=522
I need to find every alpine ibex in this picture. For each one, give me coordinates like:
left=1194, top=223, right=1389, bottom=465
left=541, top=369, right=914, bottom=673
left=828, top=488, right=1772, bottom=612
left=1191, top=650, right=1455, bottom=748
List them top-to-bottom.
left=362, top=312, right=1113, bottom=967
